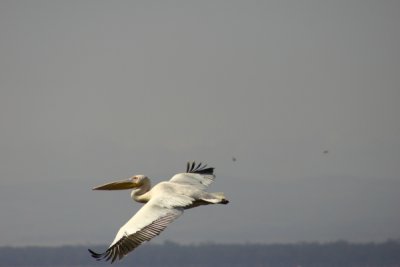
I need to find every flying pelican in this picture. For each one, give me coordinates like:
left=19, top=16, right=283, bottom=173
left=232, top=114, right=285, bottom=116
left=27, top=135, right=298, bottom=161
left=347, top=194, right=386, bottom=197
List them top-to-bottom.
left=88, top=161, right=229, bottom=263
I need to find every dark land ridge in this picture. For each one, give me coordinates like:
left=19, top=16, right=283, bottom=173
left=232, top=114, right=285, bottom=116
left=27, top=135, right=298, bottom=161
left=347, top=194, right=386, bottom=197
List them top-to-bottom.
left=1, top=240, right=399, bottom=267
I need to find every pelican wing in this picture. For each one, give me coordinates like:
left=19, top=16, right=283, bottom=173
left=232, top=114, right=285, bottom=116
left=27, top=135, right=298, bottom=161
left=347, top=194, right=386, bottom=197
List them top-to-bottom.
left=169, top=161, right=215, bottom=190
left=89, top=192, right=193, bottom=263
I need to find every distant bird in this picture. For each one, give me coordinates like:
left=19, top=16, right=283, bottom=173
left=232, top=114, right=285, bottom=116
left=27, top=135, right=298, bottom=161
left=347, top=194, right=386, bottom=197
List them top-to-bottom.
left=88, top=161, right=229, bottom=263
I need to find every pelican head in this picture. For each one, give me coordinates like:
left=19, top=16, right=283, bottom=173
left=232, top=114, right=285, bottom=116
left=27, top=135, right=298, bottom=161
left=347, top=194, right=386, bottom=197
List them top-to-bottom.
left=92, top=175, right=149, bottom=190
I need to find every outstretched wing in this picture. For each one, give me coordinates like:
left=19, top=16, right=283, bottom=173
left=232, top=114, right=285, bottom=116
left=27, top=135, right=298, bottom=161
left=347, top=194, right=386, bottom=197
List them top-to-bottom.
left=169, top=161, right=215, bottom=190
left=89, top=193, right=192, bottom=263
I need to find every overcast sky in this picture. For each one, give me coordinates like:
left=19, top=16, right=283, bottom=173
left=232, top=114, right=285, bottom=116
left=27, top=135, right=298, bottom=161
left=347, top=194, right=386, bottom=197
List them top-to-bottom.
left=0, top=0, right=399, bottom=246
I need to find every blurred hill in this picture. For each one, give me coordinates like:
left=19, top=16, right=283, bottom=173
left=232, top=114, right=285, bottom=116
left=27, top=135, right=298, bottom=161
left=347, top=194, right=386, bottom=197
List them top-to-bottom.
left=1, top=240, right=399, bottom=267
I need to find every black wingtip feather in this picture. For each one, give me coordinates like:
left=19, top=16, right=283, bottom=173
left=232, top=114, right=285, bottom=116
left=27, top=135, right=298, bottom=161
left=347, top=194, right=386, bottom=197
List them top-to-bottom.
left=186, top=161, right=214, bottom=175
left=191, top=161, right=195, bottom=172
left=186, top=162, right=189, bottom=173
left=88, top=248, right=103, bottom=259
left=89, top=248, right=114, bottom=262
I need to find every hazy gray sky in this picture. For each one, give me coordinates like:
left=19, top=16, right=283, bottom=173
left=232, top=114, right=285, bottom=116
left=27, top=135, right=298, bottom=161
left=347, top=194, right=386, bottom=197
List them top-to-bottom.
left=1, top=0, right=399, bottom=246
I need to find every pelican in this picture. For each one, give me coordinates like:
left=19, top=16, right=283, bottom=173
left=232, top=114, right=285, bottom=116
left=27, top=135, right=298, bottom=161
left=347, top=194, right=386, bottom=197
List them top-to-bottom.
left=88, top=162, right=229, bottom=263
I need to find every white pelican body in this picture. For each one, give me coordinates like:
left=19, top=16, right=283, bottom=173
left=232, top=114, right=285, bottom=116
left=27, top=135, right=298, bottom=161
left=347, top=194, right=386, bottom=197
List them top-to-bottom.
left=89, top=162, right=228, bottom=263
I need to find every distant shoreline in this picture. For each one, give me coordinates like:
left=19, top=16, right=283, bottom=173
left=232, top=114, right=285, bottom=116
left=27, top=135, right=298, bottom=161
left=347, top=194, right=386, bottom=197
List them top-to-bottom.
left=1, top=240, right=399, bottom=267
